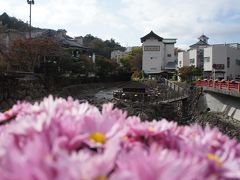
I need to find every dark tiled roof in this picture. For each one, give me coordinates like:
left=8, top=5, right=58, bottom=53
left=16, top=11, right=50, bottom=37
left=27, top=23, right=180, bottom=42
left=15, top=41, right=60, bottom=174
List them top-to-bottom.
left=31, top=29, right=88, bottom=49
left=41, top=29, right=56, bottom=37
left=140, top=31, right=163, bottom=43
left=198, top=34, right=209, bottom=40
left=59, top=38, right=87, bottom=49
left=189, top=40, right=209, bottom=48
left=119, top=81, right=147, bottom=89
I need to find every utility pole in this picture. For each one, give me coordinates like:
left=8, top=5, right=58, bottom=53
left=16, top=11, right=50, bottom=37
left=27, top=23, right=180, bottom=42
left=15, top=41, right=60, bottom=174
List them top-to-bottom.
left=27, top=0, right=35, bottom=38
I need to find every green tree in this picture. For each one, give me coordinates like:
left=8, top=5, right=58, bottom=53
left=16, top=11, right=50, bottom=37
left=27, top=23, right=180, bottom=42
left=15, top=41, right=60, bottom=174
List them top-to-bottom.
left=0, top=12, right=34, bottom=31
left=83, top=34, right=125, bottom=59
left=105, top=38, right=125, bottom=51
left=119, top=47, right=142, bottom=78
left=95, top=55, right=119, bottom=78
left=178, top=66, right=203, bottom=82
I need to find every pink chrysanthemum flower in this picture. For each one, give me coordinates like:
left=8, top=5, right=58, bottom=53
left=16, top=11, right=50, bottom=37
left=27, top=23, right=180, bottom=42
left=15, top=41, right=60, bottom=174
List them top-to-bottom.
left=0, top=96, right=239, bottom=180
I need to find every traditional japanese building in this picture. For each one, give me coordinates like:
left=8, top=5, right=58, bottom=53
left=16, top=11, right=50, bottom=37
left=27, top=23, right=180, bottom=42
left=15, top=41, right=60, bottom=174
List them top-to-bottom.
left=141, top=31, right=177, bottom=77
left=178, top=34, right=210, bottom=69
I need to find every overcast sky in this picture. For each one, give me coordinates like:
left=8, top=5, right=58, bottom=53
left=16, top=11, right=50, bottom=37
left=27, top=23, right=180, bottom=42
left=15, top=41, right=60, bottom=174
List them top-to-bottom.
left=1, top=0, right=240, bottom=49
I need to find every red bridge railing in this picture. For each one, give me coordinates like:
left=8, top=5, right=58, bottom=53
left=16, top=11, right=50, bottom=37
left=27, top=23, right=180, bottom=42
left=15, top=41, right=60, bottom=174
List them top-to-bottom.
left=196, top=80, right=240, bottom=92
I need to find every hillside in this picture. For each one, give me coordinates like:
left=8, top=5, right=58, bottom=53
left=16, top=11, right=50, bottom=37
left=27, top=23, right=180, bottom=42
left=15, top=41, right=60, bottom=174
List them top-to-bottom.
left=0, top=12, right=39, bottom=31
left=0, top=12, right=126, bottom=58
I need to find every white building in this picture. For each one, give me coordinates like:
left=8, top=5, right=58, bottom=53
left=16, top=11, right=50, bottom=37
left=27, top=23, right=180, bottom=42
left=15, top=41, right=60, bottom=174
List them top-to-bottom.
left=141, top=31, right=177, bottom=75
left=177, top=34, right=209, bottom=68
left=177, top=34, right=240, bottom=80
left=203, top=44, right=240, bottom=80
left=111, top=47, right=134, bottom=64
left=111, top=50, right=126, bottom=61
left=178, top=51, right=189, bottom=68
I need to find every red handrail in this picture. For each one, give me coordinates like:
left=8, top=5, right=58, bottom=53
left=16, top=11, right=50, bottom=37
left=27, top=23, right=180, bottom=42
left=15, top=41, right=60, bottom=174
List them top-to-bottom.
left=196, top=80, right=240, bottom=92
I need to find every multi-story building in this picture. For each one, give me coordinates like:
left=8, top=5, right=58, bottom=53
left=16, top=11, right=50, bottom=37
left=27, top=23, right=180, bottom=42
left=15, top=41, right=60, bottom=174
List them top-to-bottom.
left=141, top=31, right=177, bottom=76
left=177, top=34, right=210, bottom=68
left=177, top=34, right=240, bottom=80
left=203, top=44, right=240, bottom=80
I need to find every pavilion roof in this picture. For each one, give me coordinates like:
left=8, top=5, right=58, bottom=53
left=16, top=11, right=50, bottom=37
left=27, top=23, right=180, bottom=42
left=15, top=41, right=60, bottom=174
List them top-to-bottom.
left=140, top=31, right=163, bottom=43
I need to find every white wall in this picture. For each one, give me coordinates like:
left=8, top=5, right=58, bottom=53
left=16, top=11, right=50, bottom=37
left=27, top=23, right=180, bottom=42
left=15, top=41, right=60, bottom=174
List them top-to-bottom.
left=142, top=38, right=176, bottom=74
left=142, top=39, right=164, bottom=74
left=165, top=44, right=175, bottom=63
left=204, top=45, right=240, bottom=80
left=204, top=45, right=227, bottom=79
left=204, top=46, right=213, bottom=71
left=226, top=46, right=240, bottom=79
left=189, top=49, right=197, bottom=67
left=178, top=51, right=189, bottom=68
left=178, top=52, right=184, bottom=68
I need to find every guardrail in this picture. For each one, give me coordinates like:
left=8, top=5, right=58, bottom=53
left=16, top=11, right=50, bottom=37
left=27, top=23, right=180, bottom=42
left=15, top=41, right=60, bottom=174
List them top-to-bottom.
left=163, top=78, right=187, bottom=96
left=196, top=80, right=240, bottom=92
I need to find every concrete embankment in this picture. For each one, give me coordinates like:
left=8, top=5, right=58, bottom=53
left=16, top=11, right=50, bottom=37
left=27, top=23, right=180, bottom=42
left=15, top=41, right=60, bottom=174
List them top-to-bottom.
left=194, top=90, right=240, bottom=140
left=197, top=91, right=240, bottom=122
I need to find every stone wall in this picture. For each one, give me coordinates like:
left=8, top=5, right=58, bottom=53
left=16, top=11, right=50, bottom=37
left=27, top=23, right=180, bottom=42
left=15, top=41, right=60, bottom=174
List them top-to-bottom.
left=0, top=75, right=45, bottom=111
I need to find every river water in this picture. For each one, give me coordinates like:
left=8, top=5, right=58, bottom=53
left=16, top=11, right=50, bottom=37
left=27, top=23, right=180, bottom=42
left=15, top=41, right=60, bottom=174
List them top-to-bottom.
left=94, top=87, right=118, bottom=100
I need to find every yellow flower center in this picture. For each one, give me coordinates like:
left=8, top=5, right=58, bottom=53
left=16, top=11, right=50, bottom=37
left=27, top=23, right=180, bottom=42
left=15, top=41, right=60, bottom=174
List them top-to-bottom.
left=5, top=109, right=12, bottom=113
left=148, top=127, right=155, bottom=132
left=89, top=132, right=106, bottom=144
left=123, top=135, right=128, bottom=141
left=44, top=153, right=53, bottom=161
left=207, top=153, right=223, bottom=167
left=95, top=176, right=108, bottom=180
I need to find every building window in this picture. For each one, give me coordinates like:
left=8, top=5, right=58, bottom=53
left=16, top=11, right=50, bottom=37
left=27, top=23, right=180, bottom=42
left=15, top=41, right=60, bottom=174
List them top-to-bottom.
left=144, top=46, right=160, bottom=51
left=72, top=50, right=80, bottom=58
left=167, top=54, right=171, bottom=57
left=150, top=57, right=157, bottom=60
left=204, top=57, right=210, bottom=62
left=227, top=57, right=230, bottom=68
left=190, top=58, right=195, bottom=64
left=236, top=59, right=240, bottom=65
left=179, top=61, right=182, bottom=66
left=212, top=64, right=224, bottom=69
left=150, top=67, right=157, bottom=70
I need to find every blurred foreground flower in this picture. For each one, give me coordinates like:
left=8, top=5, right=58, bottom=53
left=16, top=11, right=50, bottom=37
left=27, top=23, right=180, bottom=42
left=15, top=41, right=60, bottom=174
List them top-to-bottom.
left=0, top=96, right=240, bottom=180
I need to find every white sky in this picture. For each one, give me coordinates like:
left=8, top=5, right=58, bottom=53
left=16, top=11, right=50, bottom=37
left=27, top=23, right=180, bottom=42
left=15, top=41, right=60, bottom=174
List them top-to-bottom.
left=1, top=0, right=240, bottom=49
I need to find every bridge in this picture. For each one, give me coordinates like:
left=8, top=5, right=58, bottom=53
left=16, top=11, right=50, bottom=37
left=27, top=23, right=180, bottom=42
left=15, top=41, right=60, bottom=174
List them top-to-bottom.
left=196, top=79, right=240, bottom=122
left=196, top=80, right=240, bottom=98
